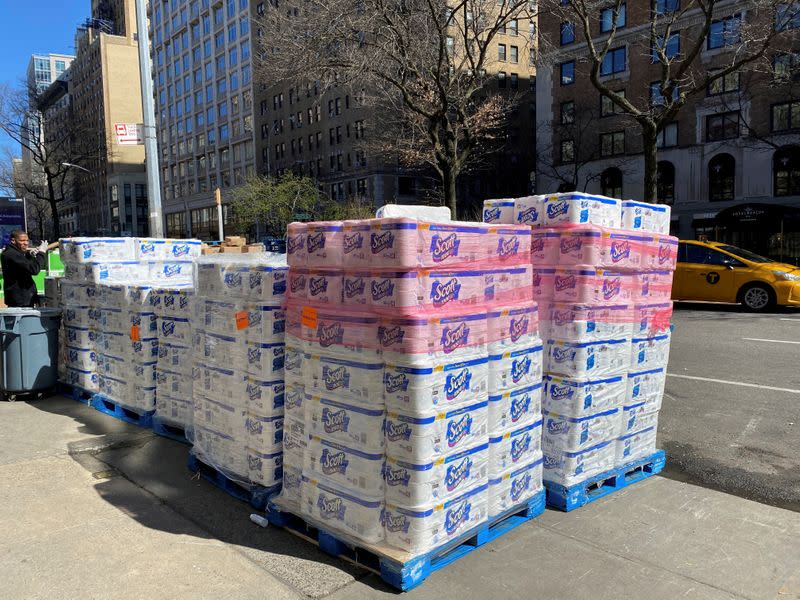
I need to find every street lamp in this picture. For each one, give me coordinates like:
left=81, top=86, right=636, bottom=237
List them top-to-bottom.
left=61, top=162, right=91, bottom=173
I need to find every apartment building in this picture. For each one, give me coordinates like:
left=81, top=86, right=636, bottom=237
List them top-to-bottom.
left=149, top=0, right=256, bottom=239
left=536, top=1, right=800, bottom=259
left=251, top=2, right=538, bottom=212
left=19, top=54, right=74, bottom=207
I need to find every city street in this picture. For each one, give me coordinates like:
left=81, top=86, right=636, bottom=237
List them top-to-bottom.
left=661, top=303, right=800, bottom=511
left=0, top=304, right=799, bottom=599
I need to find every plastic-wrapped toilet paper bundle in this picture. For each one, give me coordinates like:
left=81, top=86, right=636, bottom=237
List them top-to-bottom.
left=483, top=199, right=515, bottom=224
left=621, top=201, right=671, bottom=235
left=189, top=254, right=288, bottom=490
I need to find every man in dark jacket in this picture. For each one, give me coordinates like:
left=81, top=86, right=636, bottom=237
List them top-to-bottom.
left=1, top=230, right=47, bottom=307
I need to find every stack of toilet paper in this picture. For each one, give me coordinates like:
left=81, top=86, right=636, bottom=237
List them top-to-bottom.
left=483, top=193, right=676, bottom=488
left=281, top=217, right=538, bottom=554
left=58, top=237, right=202, bottom=415
left=60, top=237, right=200, bottom=285
left=190, top=254, right=288, bottom=489
left=61, top=281, right=101, bottom=392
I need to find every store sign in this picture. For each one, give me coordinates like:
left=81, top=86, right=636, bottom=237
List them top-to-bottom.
left=114, top=123, right=144, bottom=145
left=729, top=206, right=766, bottom=223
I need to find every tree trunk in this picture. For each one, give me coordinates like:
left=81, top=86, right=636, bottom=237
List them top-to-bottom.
left=641, top=124, right=659, bottom=203
left=442, top=166, right=458, bottom=219
left=46, top=176, right=61, bottom=239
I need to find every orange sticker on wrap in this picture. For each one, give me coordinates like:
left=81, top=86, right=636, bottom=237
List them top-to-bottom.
left=301, top=306, right=318, bottom=329
left=235, top=310, right=249, bottom=330
left=130, top=325, right=140, bottom=342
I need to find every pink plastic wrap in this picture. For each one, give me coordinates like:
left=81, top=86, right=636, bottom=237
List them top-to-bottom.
left=299, top=219, right=531, bottom=271
left=306, top=222, right=344, bottom=268
left=286, top=223, right=308, bottom=267
left=486, top=225, right=533, bottom=264
left=557, top=226, right=654, bottom=271
left=531, top=229, right=560, bottom=266
left=651, top=235, right=679, bottom=271
left=294, top=266, right=533, bottom=315
left=532, top=268, right=556, bottom=300
left=553, top=268, right=635, bottom=305
left=287, top=269, right=309, bottom=302
left=306, top=270, right=343, bottom=305
left=636, top=270, right=675, bottom=301
left=341, top=271, right=370, bottom=306
left=487, top=301, right=540, bottom=351
left=634, top=301, right=673, bottom=336
left=379, top=310, right=488, bottom=358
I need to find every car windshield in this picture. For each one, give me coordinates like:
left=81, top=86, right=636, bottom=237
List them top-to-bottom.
left=716, top=245, right=773, bottom=264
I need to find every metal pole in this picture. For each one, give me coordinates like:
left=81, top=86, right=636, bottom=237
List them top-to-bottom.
left=134, top=0, right=164, bottom=237
left=215, top=187, right=224, bottom=241
left=21, top=197, right=28, bottom=234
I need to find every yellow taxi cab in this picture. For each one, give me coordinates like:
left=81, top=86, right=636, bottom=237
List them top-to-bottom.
left=672, top=240, right=800, bottom=311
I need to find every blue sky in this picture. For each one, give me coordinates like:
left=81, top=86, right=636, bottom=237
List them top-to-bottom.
left=0, top=0, right=88, bottom=157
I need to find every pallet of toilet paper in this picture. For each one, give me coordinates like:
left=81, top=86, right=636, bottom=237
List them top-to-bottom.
left=482, top=192, right=675, bottom=496
left=276, top=214, right=546, bottom=561
left=59, top=237, right=201, bottom=285
left=189, top=253, right=289, bottom=491
left=60, top=281, right=198, bottom=420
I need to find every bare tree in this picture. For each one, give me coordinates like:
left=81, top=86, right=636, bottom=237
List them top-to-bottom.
left=255, top=0, right=535, bottom=217
left=538, top=0, right=799, bottom=202
left=0, top=83, right=102, bottom=237
left=536, top=100, right=628, bottom=192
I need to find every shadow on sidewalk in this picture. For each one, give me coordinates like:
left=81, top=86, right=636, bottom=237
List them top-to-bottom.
left=26, top=395, right=389, bottom=598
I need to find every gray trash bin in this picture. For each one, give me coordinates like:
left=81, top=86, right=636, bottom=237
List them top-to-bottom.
left=0, top=308, right=61, bottom=399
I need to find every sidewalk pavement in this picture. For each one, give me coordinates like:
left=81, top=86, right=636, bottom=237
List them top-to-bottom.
left=1, top=395, right=798, bottom=600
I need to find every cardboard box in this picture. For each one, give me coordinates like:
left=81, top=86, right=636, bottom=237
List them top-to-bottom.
left=224, top=236, right=246, bottom=247
left=242, top=244, right=265, bottom=253
left=201, top=245, right=221, bottom=255
left=219, top=245, right=244, bottom=254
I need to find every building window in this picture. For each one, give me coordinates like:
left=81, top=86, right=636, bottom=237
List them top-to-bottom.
left=655, top=0, right=680, bottom=14
left=775, top=3, right=800, bottom=31
left=600, top=4, right=626, bottom=33
left=708, top=15, right=741, bottom=50
left=509, top=19, right=518, bottom=35
left=560, top=22, right=575, bottom=45
left=652, top=33, right=680, bottom=62
left=498, top=44, right=507, bottom=61
left=510, top=46, right=519, bottom=63
left=601, top=47, right=626, bottom=76
left=774, top=52, right=800, bottom=82
left=560, top=60, right=575, bottom=85
left=498, top=71, right=507, bottom=88
left=708, top=71, right=740, bottom=95
left=510, top=73, right=519, bottom=89
left=650, top=82, right=678, bottom=106
left=600, top=90, right=626, bottom=116
left=561, top=101, right=575, bottom=124
left=771, top=101, right=800, bottom=131
left=706, top=111, right=740, bottom=141
left=657, top=122, right=678, bottom=148
left=600, top=131, right=625, bottom=156
left=561, top=139, right=575, bottom=163
left=773, top=145, right=800, bottom=196
left=709, top=154, right=735, bottom=201
left=657, top=161, right=675, bottom=205
left=601, top=167, right=623, bottom=198
left=166, top=212, right=186, bottom=238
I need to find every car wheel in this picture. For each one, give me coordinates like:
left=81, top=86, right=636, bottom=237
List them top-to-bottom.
left=739, top=284, right=775, bottom=312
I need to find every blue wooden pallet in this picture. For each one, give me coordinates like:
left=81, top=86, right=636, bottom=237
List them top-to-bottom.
left=58, top=381, right=94, bottom=405
left=90, top=394, right=155, bottom=429
left=152, top=416, right=192, bottom=445
left=187, top=449, right=279, bottom=511
left=544, top=450, right=666, bottom=512
left=264, top=489, right=546, bottom=591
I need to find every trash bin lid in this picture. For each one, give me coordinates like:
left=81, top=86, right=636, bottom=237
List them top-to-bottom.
left=0, top=308, right=61, bottom=317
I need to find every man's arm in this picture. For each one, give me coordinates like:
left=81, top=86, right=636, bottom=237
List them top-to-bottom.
left=3, top=249, right=45, bottom=276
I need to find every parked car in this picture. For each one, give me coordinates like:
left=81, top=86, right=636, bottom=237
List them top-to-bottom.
left=672, top=240, right=800, bottom=311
